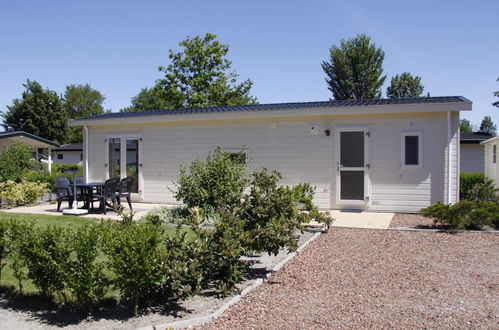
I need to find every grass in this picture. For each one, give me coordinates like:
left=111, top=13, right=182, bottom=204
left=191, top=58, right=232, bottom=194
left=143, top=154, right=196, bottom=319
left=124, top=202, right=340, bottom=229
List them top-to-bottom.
left=0, top=211, right=195, bottom=299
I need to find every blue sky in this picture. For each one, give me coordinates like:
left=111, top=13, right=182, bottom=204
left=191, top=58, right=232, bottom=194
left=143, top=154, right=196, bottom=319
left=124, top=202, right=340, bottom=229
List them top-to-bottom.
left=1, top=0, right=498, bottom=127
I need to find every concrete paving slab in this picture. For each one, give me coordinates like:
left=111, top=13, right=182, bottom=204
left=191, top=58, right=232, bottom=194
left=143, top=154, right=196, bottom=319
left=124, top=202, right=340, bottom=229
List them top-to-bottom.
left=0, top=202, right=166, bottom=221
left=329, top=210, right=394, bottom=229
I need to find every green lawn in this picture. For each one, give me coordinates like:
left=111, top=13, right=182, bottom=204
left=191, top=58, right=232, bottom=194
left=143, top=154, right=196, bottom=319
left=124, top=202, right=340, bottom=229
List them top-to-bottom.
left=0, top=211, right=194, bottom=299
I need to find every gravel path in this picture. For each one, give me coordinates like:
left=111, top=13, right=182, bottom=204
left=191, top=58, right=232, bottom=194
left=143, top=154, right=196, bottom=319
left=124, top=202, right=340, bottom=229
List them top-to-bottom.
left=390, top=213, right=434, bottom=228
left=202, top=228, right=499, bottom=329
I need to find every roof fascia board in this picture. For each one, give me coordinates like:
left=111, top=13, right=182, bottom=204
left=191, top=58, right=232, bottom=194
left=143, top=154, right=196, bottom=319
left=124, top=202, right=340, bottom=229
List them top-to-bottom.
left=70, top=102, right=472, bottom=127
left=480, top=136, right=499, bottom=145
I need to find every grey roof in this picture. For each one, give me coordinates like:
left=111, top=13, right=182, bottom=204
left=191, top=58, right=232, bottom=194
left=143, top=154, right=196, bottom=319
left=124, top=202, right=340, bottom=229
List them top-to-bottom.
left=76, top=96, right=471, bottom=121
left=0, top=131, right=59, bottom=147
left=460, top=132, right=493, bottom=144
left=53, top=143, right=83, bottom=151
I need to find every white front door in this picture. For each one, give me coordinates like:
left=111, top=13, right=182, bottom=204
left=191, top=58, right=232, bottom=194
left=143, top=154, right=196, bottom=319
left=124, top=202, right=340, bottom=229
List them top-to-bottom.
left=336, top=127, right=369, bottom=206
left=106, top=134, right=143, bottom=199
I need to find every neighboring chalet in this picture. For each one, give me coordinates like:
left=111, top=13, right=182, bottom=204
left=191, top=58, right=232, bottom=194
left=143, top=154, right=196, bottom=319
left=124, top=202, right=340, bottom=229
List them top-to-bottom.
left=70, top=96, right=472, bottom=212
left=459, top=132, right=492, bottom=173
left=481, top=136, right=499, bottom=189
left=52, top=143, right=83, bottom=164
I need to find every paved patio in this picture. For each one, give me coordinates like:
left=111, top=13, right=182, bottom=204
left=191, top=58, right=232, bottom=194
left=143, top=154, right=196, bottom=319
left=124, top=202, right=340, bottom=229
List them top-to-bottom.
left=0, top=202, right=167, bottom=221
left=329, top=210, right=394, bottom=229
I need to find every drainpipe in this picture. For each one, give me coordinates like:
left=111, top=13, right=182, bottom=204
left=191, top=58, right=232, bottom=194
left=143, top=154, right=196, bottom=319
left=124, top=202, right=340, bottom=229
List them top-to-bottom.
left=447, top=111, right=452, bottom=204
left=83, top=126, right=89, bottom=183
left=47, top=148, right=52, bottom=174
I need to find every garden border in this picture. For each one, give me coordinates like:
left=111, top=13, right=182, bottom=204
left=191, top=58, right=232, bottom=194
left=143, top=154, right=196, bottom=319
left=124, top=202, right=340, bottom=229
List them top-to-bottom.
left=137, top=228, right=325, bottom=330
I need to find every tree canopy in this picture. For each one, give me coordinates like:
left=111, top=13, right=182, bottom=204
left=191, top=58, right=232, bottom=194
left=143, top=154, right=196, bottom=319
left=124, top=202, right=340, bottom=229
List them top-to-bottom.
left=123, top=33, right=257, bottom=112
left=322, top=34, right=386, bottom=100
left=386, top=72, right=424, bottom=98
left=493, top=77, right=499, bottom=108
left=2, top=80, right=68, bottom=143
left=63, top=84, right=107, bottom=142
left=479, top=116, right=497, bottom=135
left=459, top=119, right=473, bottom=132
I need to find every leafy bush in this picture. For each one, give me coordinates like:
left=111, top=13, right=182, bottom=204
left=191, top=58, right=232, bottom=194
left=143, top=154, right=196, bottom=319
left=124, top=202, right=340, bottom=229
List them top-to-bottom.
left=0, top=144, right=35, bottom=182
left=174, top=146, right=249, bottom=211
left=51, top=163, right=82, bottom=174
left=460, top=172, right=485, bottom=201
left=466, top=179, right=498, bottom=204
left=0, top=180, right=49, bottom=207
left=421, top=201, right=499, bottom=230
left=104, top=220, right=163, bottom=316
left=0, top=221, right=7, bottom=283
left=6, top=221, right=33, bottom=293
left=16, top=224, right=71, bottom=298
left=66, top=224, right=107, bottom=312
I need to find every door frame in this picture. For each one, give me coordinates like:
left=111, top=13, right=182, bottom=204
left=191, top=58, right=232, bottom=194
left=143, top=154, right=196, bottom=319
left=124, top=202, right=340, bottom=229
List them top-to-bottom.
left=334, top=126, right=370, bottom=207
left=105, top=133, right=144, bottom=199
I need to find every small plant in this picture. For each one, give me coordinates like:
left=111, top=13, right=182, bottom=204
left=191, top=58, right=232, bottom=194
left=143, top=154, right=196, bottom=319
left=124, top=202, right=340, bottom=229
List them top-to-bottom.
left=174, top=146, right=249, bottom=211
left=422, top=201, right=499, bottom=230
left=104, top=219, right=163, bottom=316
left=65, top=224, right=108, bottom=313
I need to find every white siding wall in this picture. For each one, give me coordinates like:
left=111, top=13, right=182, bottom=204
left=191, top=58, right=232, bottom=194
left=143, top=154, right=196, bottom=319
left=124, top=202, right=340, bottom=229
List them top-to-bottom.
left=86, top=111, right=459, bottom=212
left=483, top=139, right=499, bottom=189
left=460, top=144, right=485, bottom=173
left=53, top=151, right=82, bottom=164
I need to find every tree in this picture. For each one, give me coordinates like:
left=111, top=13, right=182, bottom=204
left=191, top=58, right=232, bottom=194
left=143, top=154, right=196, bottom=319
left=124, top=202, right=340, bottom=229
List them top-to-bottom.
left=157, top=33, right=257, bottom=109
left=322, top=34, right=386, bottom=100
left=386, top=72, right=424, bottom=98
left=493, top=77, right=499, bottom=108
left=2, top=80, right=68, bottom=143
left=63, top=84, right=106, bottom=143
left=121, top=85, right=172, bottom=112
left=479, top=116, right=497, bottom=135
left=460, top=119, right=473, bottom=132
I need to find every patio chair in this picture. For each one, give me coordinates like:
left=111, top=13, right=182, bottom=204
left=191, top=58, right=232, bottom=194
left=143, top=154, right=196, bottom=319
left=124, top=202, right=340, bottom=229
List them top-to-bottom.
left=55, top=177, right=74, bottom=212
left=116, top=177, right=134, bottom=210
left=95, top=178, right=119, bottom=214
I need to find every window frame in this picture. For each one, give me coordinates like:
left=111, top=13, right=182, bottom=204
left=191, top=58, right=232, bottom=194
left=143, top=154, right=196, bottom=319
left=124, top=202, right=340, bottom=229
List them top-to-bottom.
left=401, top=131, right=423, bottom=169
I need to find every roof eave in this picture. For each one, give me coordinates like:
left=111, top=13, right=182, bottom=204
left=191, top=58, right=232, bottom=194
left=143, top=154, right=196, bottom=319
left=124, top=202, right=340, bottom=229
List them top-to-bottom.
left=69, top=101, right=472, bottom=127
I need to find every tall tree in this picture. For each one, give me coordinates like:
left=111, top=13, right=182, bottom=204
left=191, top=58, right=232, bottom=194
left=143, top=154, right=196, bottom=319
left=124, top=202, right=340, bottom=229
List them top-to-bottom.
left=157, top=33, right=257, bottom=109
left=322, top=34, right=386, bottom=100
left=386, top=72, right=424, bottom=98
left=493, top=77, right=499, bottom=108
left=2, top=80, right=68, bottom=143
left=63, top=84, right=106, bottom=142
left=121, top=85, right=172, bottom=112
left=479, top=116, right=497, bottom=135
left=459, top=119, right=473, bottom=132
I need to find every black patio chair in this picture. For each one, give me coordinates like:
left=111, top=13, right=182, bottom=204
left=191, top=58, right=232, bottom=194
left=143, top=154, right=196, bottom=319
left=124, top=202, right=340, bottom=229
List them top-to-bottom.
left=55, top=177, right=73, bottom=212
left=116, top=177, right=134, bottom=210
left=95, top=178, right=119, bottom=214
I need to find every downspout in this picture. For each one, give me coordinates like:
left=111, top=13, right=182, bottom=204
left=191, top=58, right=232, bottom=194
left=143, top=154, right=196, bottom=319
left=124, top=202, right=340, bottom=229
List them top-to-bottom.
left=447, top=111, right=452, bottom=204
left=83, top=125, right=89, bottom=183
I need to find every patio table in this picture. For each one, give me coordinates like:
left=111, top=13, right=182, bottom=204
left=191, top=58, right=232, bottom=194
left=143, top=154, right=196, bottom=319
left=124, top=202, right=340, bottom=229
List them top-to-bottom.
left=75, top=182, right=105, bottom=212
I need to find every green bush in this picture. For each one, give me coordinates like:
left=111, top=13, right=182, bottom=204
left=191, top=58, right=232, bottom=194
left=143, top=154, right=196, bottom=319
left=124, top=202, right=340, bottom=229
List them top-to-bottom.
left=0, top=144, right=35, bottom=182
left=174, top=146, right=249, bottom=211
left=51, top=163, right=82, bottom=174
left=24, top=167, right=81, bottom=193
left=460, top=172, right=485, bottom=201
left=467, top=179, right=498, bottom=204
left=0, top=180, right=49, bottom=207
left=421, top=201, right=499, bottom=230
left=104, top=220, right=163, bottom=316
left=0, top=221, right=7, bottom=283
left=6, top=221, right=33, bottom=293
left=16, top=224, right=71, bottom=298
left=66, top=224, right=107, bottom=312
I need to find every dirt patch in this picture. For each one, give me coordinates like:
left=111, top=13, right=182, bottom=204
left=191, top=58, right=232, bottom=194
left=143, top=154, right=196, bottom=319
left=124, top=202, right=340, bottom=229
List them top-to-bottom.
left=390, top=213, right=434, bottom=228
left=202, top=228, right=499, bottom=329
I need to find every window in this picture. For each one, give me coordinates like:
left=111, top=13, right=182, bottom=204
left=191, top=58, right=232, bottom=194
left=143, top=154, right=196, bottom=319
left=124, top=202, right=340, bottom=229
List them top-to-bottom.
left=401, top=132, right=422, bottom=168
left=494, top=145, right=497, bottom=164
left=230, top=152, right=246, bottom=164
left=80, top=153, right=83, bottom=161
left=57, top=154, right=63, bottom=160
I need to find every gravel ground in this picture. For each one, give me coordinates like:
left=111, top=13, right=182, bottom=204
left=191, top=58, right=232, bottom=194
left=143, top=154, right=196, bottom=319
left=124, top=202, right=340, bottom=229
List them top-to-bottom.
left=390, top=213, right=435, bottom=228
left=202, top=228, right=499, bottom=329
left=0, top=230, right=318, bottom=330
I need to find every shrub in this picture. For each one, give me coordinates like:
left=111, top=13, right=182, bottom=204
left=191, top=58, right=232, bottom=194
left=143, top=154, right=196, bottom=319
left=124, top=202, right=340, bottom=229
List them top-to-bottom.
left=0, top=144, right=35, bottom=182
left=174, top=146, right=249, bottom=211
left=460, top=172, right=485, bottom=201
left=466, top=179, right=498, bottom=204
left=0, top=180, right=49, bottom=207
left=421, top=201, right=498, bottom=230
left=104, top=220, right=163, bottom=316
left=0, top=221, right=7, bottom=283
left=6, top=221, right=33, bottom=293
left=66, top=224, right=107, bottom=312
left=20, top=225, right=71, bottom=298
